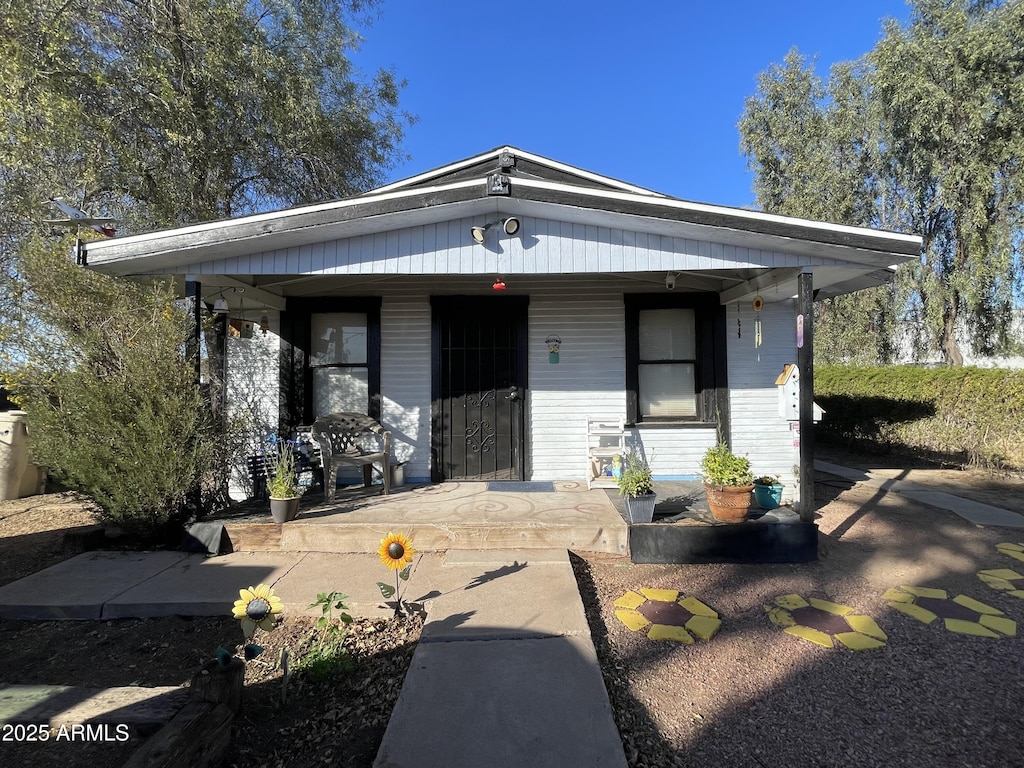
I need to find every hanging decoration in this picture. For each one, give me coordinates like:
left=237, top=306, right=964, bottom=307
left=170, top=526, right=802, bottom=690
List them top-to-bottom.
left=492, top=276, right=507, bottom=291
left=753, top=295, right=764, bottom=348
left=736, top=304, right=741, bottom=339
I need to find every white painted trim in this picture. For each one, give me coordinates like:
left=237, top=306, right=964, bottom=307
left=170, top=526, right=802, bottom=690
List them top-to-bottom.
left=372, top=145, right=665, bottom=197
left=84, top=178, right=485, bottom=254
left=512, top=178, right=922, bottom=249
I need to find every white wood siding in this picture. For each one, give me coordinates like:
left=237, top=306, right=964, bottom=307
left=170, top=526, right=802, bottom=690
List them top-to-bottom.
left=175, top=215, right=846, bottom=276
left=222, top=280, right=799, bottom=489
left=525, top=288, right=723, bottom=482
left=527, top=292, right=626, bottom=481
left=380, top=298, right=431, bottom=482
left=726, top=299, right=800, bottom=503
left=225, top=319, right=281, bottom=499
left=626, top=428, right=718, bottom=480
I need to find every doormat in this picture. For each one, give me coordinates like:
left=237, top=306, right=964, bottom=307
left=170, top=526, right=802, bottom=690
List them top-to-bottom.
left=486, top=481, right=555, bottom=493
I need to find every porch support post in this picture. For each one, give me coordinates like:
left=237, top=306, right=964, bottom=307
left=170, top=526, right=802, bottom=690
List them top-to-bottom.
left=796, top=269, right=815, bottom=522
left=184, top=275, right=202, bottom=384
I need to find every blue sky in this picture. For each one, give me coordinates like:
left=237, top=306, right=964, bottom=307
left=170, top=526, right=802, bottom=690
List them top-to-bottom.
left=358, top=0, right=913, bottom=209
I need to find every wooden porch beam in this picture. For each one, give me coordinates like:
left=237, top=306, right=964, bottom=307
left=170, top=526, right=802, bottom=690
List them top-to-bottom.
left=718, top=268, right=802, bottom=305
left=796, top=270, right=815, bottom=522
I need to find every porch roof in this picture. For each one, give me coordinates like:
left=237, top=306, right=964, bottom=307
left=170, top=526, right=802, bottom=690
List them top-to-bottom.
left=82, top=145, right=922, bottom=303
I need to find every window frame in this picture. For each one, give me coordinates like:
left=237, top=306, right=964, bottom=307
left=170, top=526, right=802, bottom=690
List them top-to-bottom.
left=624, top=293, right=728, bottom=429
left=280, top=297, right=382, bottom=428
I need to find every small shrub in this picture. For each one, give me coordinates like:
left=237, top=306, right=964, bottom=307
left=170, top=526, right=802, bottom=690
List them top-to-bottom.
left=701, top=443, right=754, bottom=487
left=616, top=453, right=653, bottom=497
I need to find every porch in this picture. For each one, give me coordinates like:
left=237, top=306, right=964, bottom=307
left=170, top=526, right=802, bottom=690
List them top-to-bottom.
left=205, top=479, right=817, bottom=563
left=210, top=480, right=631, bottom=556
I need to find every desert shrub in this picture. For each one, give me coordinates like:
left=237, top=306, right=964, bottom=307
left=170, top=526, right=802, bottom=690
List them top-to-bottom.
left=5, top=235, right=226, bottom=534
left=816, top=365, right=1024, bottom=470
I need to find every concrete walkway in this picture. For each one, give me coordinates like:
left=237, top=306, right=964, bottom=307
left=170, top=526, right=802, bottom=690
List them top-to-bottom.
left=816, top=460, right=1024, bottom=528
left=0, top=547, right=627, bottom=768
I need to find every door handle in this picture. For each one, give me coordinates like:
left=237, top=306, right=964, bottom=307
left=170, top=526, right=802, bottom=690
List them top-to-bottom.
left=504, top=386, right=520, bottom=401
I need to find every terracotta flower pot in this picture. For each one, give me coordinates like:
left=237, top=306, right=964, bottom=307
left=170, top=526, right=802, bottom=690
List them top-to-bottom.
left=704, top=484, right=754, bottom=523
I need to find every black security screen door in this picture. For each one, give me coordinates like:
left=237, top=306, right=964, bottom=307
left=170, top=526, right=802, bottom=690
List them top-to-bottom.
left=431, top=296, right=528, bottom=481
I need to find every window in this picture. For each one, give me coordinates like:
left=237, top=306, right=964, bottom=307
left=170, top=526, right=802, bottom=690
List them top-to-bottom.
left=625, top=294, right=726, bottom=426
left=280, top=297, right=381, bottom=425
left=638, top=308, right=697, bottom=418
left=310, top=313, right=369, bottom=416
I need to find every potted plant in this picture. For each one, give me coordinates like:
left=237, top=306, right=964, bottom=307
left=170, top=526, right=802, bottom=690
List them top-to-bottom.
left=700, top=443, right=754, bottom=522
left=268, top=444, right=301, bottom=523
left=616, top=452, right=656, bottom=524
left=753, top=474, right=784, bottom=510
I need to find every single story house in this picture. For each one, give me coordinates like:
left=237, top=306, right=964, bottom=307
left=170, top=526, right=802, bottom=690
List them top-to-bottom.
left=82, top=146, right=921, bottom=509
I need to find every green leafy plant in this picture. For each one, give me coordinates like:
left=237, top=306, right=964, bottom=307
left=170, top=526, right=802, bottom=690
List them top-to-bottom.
left=701, top=443, right=754, bottom=488
left=267, top=445, right=299, bottom=499
left=616, top=453, right=654, bottom=498
left=754, top=475, right=781, bottom=486
left=294, top=591, right=354, bottom=683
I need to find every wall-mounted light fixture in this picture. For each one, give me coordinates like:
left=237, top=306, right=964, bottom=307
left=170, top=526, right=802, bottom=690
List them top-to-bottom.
left=471, top=217, right=521, bottom=243
left=665, top=272, right=677, bottom=291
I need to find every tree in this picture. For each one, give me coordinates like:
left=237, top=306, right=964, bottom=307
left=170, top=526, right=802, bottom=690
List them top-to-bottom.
left=0, top=0, right=410, bottom=515
left=2, top=0, right=408, bottom=227
left=739, top=0, right=1024, bottom=365
left=872, top=0, right=1024, bottom=365
left=739, top=49, right=900, bottom=363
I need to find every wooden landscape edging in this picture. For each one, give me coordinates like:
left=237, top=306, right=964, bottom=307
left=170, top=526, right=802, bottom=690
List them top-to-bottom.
left=123, top=658, right=244, bottom=768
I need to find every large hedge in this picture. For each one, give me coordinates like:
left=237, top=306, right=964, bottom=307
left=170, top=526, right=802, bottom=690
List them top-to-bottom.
left=815, top=365, right=1024, bottom=470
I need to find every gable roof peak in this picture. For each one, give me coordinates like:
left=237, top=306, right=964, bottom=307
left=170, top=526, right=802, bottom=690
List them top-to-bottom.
left=370, top=145, right=666, bottom=198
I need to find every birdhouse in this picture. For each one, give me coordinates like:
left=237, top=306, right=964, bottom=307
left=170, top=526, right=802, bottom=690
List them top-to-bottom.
left=775, top=364, right=824, bottom=422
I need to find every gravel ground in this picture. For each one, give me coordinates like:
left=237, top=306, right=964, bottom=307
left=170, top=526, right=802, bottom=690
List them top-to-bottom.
left=573, top=472, right=1024, bottom=768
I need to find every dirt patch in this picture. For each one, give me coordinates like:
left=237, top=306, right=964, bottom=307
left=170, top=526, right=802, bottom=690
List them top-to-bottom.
left=0, top=493, right=100, bottom=587
left=0, top=612, right=421, bottom=768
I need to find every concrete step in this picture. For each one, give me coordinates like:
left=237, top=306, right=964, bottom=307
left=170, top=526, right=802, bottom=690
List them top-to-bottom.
left=223, top=519, right=629, bottom=555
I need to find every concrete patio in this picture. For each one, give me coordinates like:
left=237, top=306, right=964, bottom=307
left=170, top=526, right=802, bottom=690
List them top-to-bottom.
left=209, top=480, right=632, bottom=556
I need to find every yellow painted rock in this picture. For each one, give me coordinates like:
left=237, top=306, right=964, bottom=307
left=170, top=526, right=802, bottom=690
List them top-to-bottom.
left=901, top=585, right=947, bottom=599
left=640, top=587, right=680, bottom=603
left=613, top=590, right=647, bottom=610
left=774, top=593, right=810, bottom=610
left=952, top=594, right=1003, bottom=616
left=678, top=596, right=718, bottom=618
left=808, top=597, right=854, bottom=615
left=889, top=601, right=938, bottom=624
left=615, top=609, right=650, bottom=632
left=845, top=614, right=887, bottom=641
left=978, top=614, right=1017, bottom=637
left=685, top=615, right=721, bottom=641
left=944, top=619, right=999, bottom=638
left=647, top=624, right=694, bottom=643
left=784, top=625, right=834, bottom=648
left=834, top=632, right=886, bottom=651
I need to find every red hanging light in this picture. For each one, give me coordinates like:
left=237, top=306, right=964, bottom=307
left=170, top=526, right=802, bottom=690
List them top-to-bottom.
left=492, top=276, right=506, bottom=291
